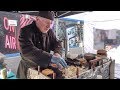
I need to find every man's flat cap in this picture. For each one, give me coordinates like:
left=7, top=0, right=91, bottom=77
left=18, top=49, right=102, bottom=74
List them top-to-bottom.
left=38, top=11, right=55, bottom=20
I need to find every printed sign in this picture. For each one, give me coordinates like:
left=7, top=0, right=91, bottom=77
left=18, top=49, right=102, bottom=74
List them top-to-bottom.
left=0, top=11, right=34, bottom=55
left=8, top=20, right=17, bottom=26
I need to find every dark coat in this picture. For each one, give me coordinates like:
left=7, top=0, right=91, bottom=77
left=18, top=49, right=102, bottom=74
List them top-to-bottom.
left=17, top=21, right=62, bottom=79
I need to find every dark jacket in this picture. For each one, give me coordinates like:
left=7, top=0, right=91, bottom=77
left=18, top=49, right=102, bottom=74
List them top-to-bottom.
left=17, top=21, right=62, bottom=79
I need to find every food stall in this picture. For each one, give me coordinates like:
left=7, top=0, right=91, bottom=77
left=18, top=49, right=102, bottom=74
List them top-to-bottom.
left=0, top=11, right=115, bottom=79
left=25, top=11, right=115, bottom=79
left=26, top=16, right=115, bottom=79
left=27, top=51, right=115, bottom=79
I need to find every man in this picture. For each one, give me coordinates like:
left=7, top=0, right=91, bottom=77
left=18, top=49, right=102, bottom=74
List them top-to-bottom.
left=17, top=11, right=67, bottom=79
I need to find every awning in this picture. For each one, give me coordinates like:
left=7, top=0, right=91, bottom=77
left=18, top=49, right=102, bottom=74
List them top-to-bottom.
left=11, top=11, right=87, bottom=18
left=53, top=11, right=87, bottom=18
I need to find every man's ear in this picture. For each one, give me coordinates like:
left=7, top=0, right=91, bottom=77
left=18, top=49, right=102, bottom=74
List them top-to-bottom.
left=36, top=16, right=39, bottom=21
left=36, top=16, right=43, bottom=22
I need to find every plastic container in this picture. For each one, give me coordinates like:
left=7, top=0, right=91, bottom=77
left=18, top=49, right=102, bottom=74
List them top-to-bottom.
left=0, top=68, right=7, bottom=79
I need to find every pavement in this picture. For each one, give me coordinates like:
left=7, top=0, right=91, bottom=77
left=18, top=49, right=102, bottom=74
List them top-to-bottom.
left=4, top=56, right=21, bottom=75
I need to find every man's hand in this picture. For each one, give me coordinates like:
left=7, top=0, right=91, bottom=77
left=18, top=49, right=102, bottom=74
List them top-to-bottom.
left=53, top=53, right=61, bottom=58
left=51, top=55, right=68, bottom=69
left=50, top=63, right=63, bottom=70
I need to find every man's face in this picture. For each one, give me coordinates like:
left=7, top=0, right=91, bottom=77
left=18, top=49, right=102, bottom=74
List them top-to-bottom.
left=36, top=16, right=53, bottom=33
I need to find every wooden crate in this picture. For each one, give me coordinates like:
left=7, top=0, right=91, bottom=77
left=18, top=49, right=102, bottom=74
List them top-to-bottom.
left=27, top=68, right=50, bottom=79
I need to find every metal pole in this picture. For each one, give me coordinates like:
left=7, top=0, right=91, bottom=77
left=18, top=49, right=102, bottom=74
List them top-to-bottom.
left=54, top=18, right=59, bottom=39
left=65, top=27, right=69, bottom=60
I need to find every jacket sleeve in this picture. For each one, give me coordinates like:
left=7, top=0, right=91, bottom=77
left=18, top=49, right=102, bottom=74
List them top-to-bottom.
left=19, top=28, right=52, bottom=67
left=50, top=30, right=62, bottom=55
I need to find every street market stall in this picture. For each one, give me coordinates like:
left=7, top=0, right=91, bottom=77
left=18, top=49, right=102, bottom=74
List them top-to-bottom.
left=0, top=11, right=115, bottom=79
left=27, top=50, right=115, bottom=79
